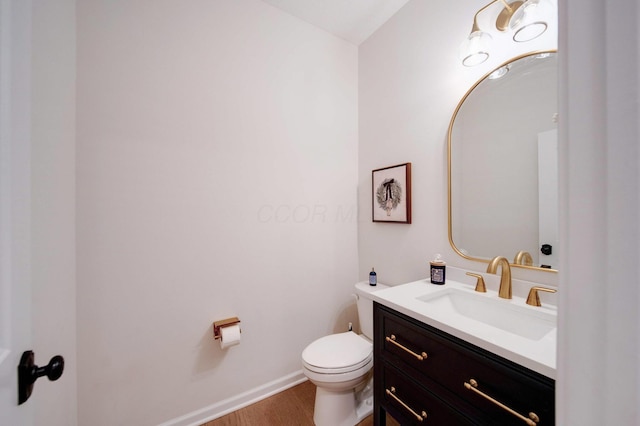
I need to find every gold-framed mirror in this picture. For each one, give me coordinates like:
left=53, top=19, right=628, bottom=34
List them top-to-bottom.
left=448, top=51, right=558, bottom=272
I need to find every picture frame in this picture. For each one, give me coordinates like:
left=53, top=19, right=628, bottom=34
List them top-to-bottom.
left=372, top=162, right=412, bottom=223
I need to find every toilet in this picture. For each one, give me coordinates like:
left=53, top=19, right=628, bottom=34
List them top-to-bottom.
left=301, top=281, right=388, bottom=426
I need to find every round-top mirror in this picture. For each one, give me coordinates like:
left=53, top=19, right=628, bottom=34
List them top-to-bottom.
left=448, top=51, right=558, bottom=271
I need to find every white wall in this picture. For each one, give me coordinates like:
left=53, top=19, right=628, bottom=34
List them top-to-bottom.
left=31, top=0, right=77, bottom=424
left=358, top=0, right=558, bottom=286
left=76, top=1, right=358, bottom=424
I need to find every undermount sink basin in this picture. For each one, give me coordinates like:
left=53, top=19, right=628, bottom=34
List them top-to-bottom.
left=417, top=288, right=556, bottom=341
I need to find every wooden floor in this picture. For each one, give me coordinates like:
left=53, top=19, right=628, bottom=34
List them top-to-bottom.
left=201, top=380, right=399, bottom=426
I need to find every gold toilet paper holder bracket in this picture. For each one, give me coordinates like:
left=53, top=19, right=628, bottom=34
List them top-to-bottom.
left=213, top=317, right=241, bottom=340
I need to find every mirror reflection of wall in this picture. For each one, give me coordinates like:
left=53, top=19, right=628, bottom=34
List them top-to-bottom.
left=449, top=52, right=558, bottom=270
left=537, top=129, right=558, bottom=268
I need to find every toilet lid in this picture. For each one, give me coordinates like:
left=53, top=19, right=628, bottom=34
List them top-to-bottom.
left=302, top=332, right=373, bottom=374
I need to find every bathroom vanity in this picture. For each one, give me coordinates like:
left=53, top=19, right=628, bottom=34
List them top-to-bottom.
left=370, top=278, right=556, bottom=425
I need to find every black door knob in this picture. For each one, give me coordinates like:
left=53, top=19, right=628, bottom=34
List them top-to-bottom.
left=541, top=244, right=553, bottom=255
left=18, top=350, right=65, bottom=405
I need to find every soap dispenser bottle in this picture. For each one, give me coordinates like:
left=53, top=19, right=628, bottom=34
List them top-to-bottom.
left=430, top=254, right=446, bottom=285
left=369, top=268, right=377, bottom=286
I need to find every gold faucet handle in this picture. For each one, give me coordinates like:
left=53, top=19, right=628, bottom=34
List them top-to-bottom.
left=466, top=272, right=486, bottom=293
left=526, top=286, right=557, bottom=307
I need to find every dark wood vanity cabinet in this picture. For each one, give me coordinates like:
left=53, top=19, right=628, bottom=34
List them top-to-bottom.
left=373, top=302, right=555, bottom=425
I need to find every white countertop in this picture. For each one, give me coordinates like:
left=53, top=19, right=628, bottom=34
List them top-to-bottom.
left=370, top=278, right=557, bottom=379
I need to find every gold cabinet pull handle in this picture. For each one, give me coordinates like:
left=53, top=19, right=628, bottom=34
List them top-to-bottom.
left=385, top=335, right=428, bottom=361
left=464, top=379, right=540, bottom=425
left=386, top=387, right=427, bottom=422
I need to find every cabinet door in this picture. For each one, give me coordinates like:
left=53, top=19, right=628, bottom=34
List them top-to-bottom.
left=381, top=364, right=474, bottom=425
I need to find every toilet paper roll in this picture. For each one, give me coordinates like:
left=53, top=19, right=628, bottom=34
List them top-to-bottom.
left=219, top=324, right=241, bottom=349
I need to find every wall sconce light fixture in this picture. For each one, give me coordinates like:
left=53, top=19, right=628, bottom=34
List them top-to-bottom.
left=460, top=0, right=552, bottom=67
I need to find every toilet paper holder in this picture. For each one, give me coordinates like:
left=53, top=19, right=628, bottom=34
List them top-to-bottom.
left=213, top=317, right=241, bottom=340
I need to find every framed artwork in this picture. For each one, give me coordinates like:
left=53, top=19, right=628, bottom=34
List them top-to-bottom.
left=372, top=162, right=412, bottom=223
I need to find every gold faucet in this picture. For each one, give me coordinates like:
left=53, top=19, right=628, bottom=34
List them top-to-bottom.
left=513, top=250, right=533, bottom=266
left=486, top=256, right=512, bottom=299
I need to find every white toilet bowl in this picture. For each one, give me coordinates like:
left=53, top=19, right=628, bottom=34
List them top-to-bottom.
left=301, top=282, right=388, bottom=426
left=302, top=331, right=374, bottom=426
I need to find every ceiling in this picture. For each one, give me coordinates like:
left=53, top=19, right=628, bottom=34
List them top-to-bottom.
left=261, top=0, right=411, bottom=45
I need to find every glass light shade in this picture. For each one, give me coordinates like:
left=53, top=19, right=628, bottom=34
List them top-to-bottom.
left=510, top=0, right=551, bottom=42
left=459, top=31, right=492, bottom=67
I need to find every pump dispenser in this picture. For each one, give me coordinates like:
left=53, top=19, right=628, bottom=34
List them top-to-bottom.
left=430, top=254, right=446, bottom=285
left=369, top=268, right=377, bottom=286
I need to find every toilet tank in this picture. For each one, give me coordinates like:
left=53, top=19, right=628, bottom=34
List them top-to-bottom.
left=354, top=281, right=389, bottom=340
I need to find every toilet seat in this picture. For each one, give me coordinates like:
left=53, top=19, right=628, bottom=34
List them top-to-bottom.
left=302, top=332, right=373, bottom=375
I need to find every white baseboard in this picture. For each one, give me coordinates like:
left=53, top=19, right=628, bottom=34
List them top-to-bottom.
left=159, top=370, right=308, bottom=426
